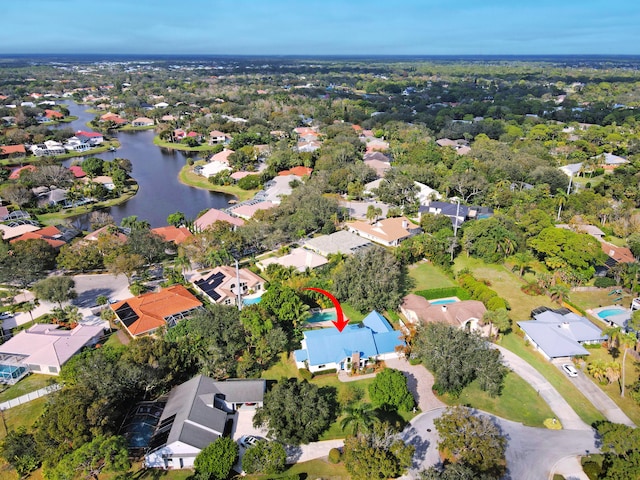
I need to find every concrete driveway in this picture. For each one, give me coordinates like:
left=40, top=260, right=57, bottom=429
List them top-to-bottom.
left=71, top=273, right=131, bottom=307
left=494, top=345, right=590, bottom=431
left=385, top=357, right=445, bottom=412
left=551, top=359, right=635, bottom=427
left=401, top=408, right=599, bottom=480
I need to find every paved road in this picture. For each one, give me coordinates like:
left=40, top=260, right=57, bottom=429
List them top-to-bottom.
left=494, top=345, right=590, bottom=431
left=551, top=359, right=635, bottom=427
left=401, top=409, right=599, bottom=480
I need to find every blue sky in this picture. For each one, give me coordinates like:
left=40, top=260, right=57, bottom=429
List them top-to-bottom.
left=2, top=0, right=639, bottom=55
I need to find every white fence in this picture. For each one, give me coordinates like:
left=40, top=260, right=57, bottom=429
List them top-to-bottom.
left=0, top=383, right=61, bottom=410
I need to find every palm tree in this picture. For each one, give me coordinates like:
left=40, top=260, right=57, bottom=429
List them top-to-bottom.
left=556, top=189, right=568, bottom=222
left=366, top=205, right=376, bottom=224
left=509, top=252, right=534, bottom=277
left=174, top=254, right=192, bottom=275
left=548, top=284, right=570, bottom=304
left=619, top=332, right=637, bottom=398
left=587, top=360, right=607, bottom=384
left=605, top=362, right=621, bottom=385
left=340, top=403, right=380, bottom=436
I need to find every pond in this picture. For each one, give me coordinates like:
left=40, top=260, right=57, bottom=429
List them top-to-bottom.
left=58, top=101, right=233, bottom=227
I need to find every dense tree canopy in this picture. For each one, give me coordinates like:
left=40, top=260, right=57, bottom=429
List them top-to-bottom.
left=368, top=368, right=415, bottom=412
left=253, top=378, right=338, bottom=445
left=194, top=437, right=238, bottom=480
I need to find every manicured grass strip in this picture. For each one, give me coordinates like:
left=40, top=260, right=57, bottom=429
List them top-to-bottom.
left=178, top=165, right=258, bottom=202
left=408, top=262, right=455, bottom=291
left=499, top=334, right=604, bottom=426
left=438, top=372, right=555, bottom=428
left=0, top=375, right=56, bottom=403
left=245, top=458, right=350, bottom=479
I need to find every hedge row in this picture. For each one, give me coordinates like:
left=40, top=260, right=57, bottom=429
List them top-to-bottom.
left=457, top=273, right=510, bottom=311
left=414, top=287, right=472, bottom=301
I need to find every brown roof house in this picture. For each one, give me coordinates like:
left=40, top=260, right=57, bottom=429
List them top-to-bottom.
left=347, top=216, right=421, bottom=247
left=111, top=285, right=202, bottom=338
left=400, top=294, right=488, bottom=334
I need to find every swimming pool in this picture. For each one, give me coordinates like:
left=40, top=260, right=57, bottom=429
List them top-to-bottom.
left=243, top=295, right=263, bottom=306
left=430, top=298, right=459, bottom=305
left=597, top=308, right=628, bottom=319
left=308, top=310, right=338, bottom=323
left=0, top=364, right=28, bottom=383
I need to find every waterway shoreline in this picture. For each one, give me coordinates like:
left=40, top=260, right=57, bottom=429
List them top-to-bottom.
left=177, top=165, right=258, bottom=203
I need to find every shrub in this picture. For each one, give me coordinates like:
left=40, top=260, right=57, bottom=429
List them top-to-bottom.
left=594, top=277, right=616, bottom=288
left=521, top=282, right=545, bottom=296
left=486, top=296, right=508, bottom=311
left=298, top=368, right=313, bottom=381
left=313, top=368, right=337, bottom=376
left=328, top=448, right=342, bottom=464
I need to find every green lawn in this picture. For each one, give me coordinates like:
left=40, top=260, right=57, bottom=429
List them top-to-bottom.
left=153, top=136, right=219, bottom=153
left=178, top=165, right=258, bottom=202
left=453, top=256, right=557, bottom=320
left=408, top=262, right=455, bottom=291
left=570, top=289, right=634, bottom=314
left=342, top=303, right=366, bottom=323
left=499, top=334, right=604, bottom=426
left=579, top=347, right=640, bottom=426
left=438, top=372, right=555, bottom=427
left=0, top=375, right=56, bottom=403
left=0, top=396, right=47, bottom=440
left=244, top=458, right=350, bottom=479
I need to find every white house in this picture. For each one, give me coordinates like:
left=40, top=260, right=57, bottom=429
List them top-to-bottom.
left=132, top=117, right=154, bottom=127
left=144, top=376, right=265, bottom=469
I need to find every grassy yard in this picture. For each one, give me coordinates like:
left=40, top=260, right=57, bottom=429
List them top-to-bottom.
left=153, top=136, right=219, bottom=153
left=178, top=165, right=258, bottom=202
left=453, top=256, right=557, bottom=320
left=408, top=262, right=455, bottom=291
left=570, top=289, right=634, bottom=314
left=341, top=303, right=366, bottom=323
left=499, top=334, right=604, bottom=426
left=579, top=346, right=640, bottom=426
left=438, top=372, right=555, bottom=427
left=0, top=375, right=56, bottom=403
left=0, top=396, right=47, bottom=440
left=244, top=458, right=350, bottom=479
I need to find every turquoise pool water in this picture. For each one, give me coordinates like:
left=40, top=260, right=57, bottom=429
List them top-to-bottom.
left=243, top=296, right=263, bottom=306
left=430, top=298, right=458, bottom=305
left=597, top=308, right=628, bottom=319
left=308, top=311, right=337, bottom=323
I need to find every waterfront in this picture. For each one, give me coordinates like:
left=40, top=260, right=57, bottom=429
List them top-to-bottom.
left=59, top=102, right=232, bottom=227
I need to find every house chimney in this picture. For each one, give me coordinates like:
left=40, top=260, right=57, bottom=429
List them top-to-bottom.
left=402, top=219, right=408, bottom=229
left=441, top=305, right=447, bottom=312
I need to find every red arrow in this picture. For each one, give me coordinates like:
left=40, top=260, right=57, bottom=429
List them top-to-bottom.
left=303, top=287, right=349, bottom=332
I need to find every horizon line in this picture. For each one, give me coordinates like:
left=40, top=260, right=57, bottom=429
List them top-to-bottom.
left=2, top=53, right=640, bottom=58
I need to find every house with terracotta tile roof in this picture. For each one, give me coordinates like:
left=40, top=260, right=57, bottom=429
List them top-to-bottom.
left=44, top=109, right=63, bottom=119
left=100, top=112, right=127, bottom=124
left=209, top=130, right=229, bottom=145
left=75, top=131, right=104, bottom=144
left=0, top=144, right=26, bottom=159
left=8, top=164, right=35, bottom=180
left=68, top=165, right=86, bottom=178
left=277, top=166, right=313, bottom=177
left=194, top=208, right=245, bottom=231
left=347, top=216, right=421, bottom=247
left=84, top=224, right=128, bottom=243
left=9, top=225, right=66, bottom=249
left=151, top=226, right=193, bottom=245
left=601, top=242, right=635, bottom=268
left=192, top=266, right=266, bottom=307
left=111, top=285, right=203, bottom=338
left=0, top=323, right=107, bottom=381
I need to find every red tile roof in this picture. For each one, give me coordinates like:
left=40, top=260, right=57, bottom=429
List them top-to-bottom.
left=45, top=109, right=63, bottom=119
left=76, top=131, right=103, bottom=138
left=1, top=144, right=26, bottom=155
left=8, top=164, right=35, bottom=180
left=69, top=165, right=86, bottom=178
left=277, top=166, right=313, bottom=177
left=194, top=208, right=245, bottom=230
left=9, top=225, right=65, bottom=249
left=151, top=226, right=193, bottom=245
left=602, top=242, right=635, bottom=264
left=111, top=285, right=202, bottom=337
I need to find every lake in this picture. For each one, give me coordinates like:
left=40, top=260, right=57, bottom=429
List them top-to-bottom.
left=59, top=101, right=232, bottom=227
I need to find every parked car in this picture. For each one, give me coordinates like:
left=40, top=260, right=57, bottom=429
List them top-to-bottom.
left=0, top=312, right=14, bottom=320
left=562, top=363, right=578, bottom=378
left=239, top=435, right=263, bottom=448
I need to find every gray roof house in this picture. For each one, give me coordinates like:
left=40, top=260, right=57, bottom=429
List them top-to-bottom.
left=303, top=230, right=373, bottom=257
left=517, top=309, right=606, bottom=360
left=144, top=375, right=265, bottom=470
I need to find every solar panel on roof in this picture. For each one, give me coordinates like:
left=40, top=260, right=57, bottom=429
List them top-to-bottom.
left=195, top=272, right=225, bottom=301
left=115, top=302, right=139, bottom=327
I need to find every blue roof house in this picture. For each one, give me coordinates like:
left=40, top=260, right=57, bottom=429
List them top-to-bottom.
left=517, top=310, right=606, bottom=360
left=294, top=311, right=404, bottom=373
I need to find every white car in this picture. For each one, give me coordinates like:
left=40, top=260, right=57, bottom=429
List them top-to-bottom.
left=562, top=363, right=578, bottom=378
left=239, top=435, right=263, bottom=448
